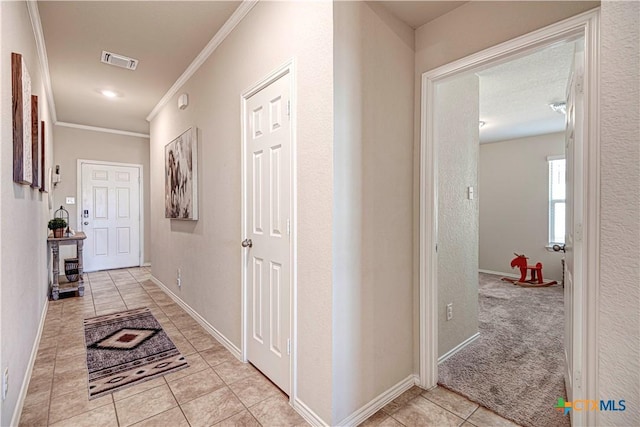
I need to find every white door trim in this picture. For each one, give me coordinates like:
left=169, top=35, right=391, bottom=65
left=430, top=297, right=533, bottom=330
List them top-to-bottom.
left=419, top=9, right=600, bottom=426
left=241, top=59, right=297, bottom=400
left=77, top=159, right=145, bottom=268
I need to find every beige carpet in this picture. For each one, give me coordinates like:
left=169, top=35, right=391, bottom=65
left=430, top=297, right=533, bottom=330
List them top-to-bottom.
left=438, top=273, right=569, bottom=427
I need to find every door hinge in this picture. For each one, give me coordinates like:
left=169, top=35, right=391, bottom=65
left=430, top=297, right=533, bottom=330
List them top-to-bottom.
left=576, top=74, right=584, bottom=94
left=287, top=100, right=291, bottom=118
left=286, top=219, right=290, bottom=235
left=575, top=223, right=583, bottom=242
left=435, top=244, right=438, bottom=253
left=287, top=339, right=291, bottom=356
left=575, top=370, right=582, bottom=389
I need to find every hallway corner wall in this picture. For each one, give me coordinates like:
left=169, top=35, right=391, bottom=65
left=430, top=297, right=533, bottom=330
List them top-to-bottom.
left=333, top=1, right=415, bottom=422
left=598, top=1, right=640, bottom=425
left=0, top=2, right=55, bottom=425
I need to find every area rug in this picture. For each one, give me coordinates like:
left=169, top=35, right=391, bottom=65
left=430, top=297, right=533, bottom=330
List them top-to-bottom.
left=438, top=273, right=568, bottom=427
left=84, top=307, right=188, bottom=399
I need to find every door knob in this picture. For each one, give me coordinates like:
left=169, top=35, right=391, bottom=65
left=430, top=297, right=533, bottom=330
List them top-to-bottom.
left=84, top=221, right=89, bottom=225
left=241, top=239, right=253, bottom=248
left=552, top=244, right=566, bottom=253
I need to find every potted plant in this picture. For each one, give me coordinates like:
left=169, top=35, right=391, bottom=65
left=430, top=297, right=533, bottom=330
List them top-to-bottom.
left=48, top=218, right=67, bottom=238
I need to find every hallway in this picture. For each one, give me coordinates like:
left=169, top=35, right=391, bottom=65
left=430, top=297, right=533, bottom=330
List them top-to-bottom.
left=18, top=267, right=518, bottom=427
left=18, top=268, right=304, bottom=426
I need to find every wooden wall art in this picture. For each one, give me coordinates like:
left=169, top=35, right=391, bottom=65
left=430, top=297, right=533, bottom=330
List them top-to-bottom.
left=12, top=52, right=33, bottom=185
left=31, top=95, right=39, bottom=189
left=40, top=121, right=47, bottom=193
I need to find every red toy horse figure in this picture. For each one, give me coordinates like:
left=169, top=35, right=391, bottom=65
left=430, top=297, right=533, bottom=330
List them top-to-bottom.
left=502, top=253, right=557, bottom=287
left=510, top=253, right=544, bottom=283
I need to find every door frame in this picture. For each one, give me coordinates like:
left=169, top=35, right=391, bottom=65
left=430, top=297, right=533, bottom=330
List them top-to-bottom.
left=419, top=9, right=600, bottom=426
left=240, top=60, right=297, bottom=399
left=76, top=159, right=145, bottom=269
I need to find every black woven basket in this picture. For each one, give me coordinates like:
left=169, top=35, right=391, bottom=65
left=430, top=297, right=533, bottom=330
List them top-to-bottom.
left=64, top=258, right=79, bottom=282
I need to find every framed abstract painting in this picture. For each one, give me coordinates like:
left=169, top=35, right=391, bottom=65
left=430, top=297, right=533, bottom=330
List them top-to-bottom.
left=165, top=127, right=198, bottom=220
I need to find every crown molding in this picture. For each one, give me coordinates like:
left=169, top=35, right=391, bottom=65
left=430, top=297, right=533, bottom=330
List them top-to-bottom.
left=26, top=0, right=57, bottom=123
left=146, top=0, right=259, bottom=122
left=56, top=122, right=150, bottom=139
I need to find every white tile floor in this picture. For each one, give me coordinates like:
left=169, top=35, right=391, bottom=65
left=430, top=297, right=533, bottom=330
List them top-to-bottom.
left=19, top=267, right=519, bottom=426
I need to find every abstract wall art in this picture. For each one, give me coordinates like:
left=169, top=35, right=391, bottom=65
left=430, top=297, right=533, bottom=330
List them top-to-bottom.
left=165, top=127, right=198, bottom=220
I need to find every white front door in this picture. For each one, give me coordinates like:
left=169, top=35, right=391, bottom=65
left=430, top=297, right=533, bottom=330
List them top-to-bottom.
left=564, top=48, right=584, bottom=415
left=244, top=72, right=291, bottom=394
left=81, top=162, right=141, bottom=272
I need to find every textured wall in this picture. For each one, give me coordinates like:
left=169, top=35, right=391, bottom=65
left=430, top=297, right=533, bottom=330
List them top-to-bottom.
left=149, top=1, right=334, bottom=421
left=333, top=1, right=414, bottom=422
left=0, top=2, right=54, bottom=425
left=598, top=2, right=640, bottom=425
left=436, top=74, right=480, bottom=357
left=52, top=126, right=150, bottom=266
left=479, top=133, right=565, bottom=281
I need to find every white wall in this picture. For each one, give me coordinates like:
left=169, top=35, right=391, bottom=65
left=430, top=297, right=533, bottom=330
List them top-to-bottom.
left=149, top=1, right=334, bottom=422
left=333, top=1, right=414, bottom=422
left=0, top=2, right=54, bottom=425
left=598, top=2, right=640, bottom=425
left=436, top=74, right=480, bottom=357
left=52, top=126, right=151, bottom=266
left=479, top=133, right=565, bottom=281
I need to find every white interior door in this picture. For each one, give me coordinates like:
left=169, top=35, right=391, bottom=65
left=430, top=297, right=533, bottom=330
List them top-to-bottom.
left=564, top=48, right=584, bottom=415
left=244, top=72, right=291, bottom=394
left=81, top=162, right=141, bottom=272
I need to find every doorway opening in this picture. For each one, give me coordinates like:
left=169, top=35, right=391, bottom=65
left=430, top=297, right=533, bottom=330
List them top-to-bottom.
left=419, top=9, right=600, bottom=427
left=77, top=159, right=144, bottom=272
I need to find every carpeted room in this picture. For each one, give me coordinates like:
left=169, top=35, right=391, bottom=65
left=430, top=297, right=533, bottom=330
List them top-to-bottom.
left=434, top=42, right=572, bottom=427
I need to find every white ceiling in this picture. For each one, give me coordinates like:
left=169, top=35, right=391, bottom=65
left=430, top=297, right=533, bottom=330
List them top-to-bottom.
left=35, top=1, right=573, bottom=141
left=38, top=1, right=241, bottom=135
left=378, top=1, right=466, bottom=29
left=478, top=41, right=576, bottom=143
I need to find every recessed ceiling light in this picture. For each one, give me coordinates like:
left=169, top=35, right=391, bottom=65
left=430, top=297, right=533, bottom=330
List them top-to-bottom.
left=101, top=90, right=118, bottom=98
left=479, top=121, right=486, bottom=129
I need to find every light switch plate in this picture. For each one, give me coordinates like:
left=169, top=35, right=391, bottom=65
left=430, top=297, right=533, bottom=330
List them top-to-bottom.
left=66, top=197, right=76, bottom=205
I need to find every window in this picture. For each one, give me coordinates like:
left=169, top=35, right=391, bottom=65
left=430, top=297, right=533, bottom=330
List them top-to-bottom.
left=548, top=157, right=566, bottom=245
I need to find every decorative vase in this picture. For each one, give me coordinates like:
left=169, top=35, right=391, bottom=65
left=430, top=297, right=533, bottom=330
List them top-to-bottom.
left=53, top=228, right=64, bottom=238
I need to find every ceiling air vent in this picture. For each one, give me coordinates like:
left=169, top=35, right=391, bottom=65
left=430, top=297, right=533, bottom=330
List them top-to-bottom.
left=100, top=51, right=138, bottom=70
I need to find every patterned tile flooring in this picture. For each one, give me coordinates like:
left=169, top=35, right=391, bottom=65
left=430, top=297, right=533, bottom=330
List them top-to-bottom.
left=19, top=267, right=518, bottom=427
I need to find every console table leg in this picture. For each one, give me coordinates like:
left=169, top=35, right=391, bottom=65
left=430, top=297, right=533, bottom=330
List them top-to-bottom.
left=77, top=240, right=85, bottom=297
left=51, top=242, right=60, bottom=300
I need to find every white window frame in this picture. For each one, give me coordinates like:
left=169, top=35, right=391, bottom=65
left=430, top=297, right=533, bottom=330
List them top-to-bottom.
left=548, top=155, right=566, bottom=246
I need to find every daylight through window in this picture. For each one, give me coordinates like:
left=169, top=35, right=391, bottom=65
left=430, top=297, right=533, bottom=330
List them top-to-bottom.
left=549, top=157, right=566, bottom=245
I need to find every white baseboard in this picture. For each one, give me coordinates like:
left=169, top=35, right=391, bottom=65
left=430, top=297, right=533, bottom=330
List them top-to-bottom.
left=479, top=269, right=520, bottom=279
left=149, top=275, right=242, bottom=360
left=11, top=299, right=49, bottom=427
left=438, top=332, right=480, bottom=364
left=336, top=374, right=419, bottom=427
left=293, top=397, right=330, bottom=427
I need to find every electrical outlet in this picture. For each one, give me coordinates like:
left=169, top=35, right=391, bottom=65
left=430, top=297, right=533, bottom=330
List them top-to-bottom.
left=177, top=268, right=182, bottom=288
left=446, top=303, right=453, bottom=321
left=2, top=368, right=8, bottom=401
